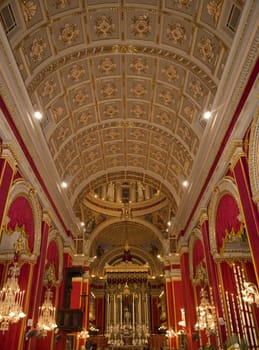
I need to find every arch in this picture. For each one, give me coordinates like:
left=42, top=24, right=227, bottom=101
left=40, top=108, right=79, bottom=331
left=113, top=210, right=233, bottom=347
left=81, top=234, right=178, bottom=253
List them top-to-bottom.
left=208, top=177, right=242, bottom=258
left=3, top=179, right=42, bottom=261
left=88, top=216, right=165, bottom=252
left=48, top=228, right=64, bottom=284
left=188, top=228, right=203, bottom=282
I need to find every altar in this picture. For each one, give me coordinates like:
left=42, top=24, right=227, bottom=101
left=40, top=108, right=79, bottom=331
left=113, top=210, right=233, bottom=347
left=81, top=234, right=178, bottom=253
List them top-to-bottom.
left=104, top=253, right=151, bottom=347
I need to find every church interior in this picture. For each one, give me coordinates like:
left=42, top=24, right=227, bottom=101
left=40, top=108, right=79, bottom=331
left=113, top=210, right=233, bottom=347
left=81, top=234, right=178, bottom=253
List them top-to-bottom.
left=0, top=0, right=258, bottom=349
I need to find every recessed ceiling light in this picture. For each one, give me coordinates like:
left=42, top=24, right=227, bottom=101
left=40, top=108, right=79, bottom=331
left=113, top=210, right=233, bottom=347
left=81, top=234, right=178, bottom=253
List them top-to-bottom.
left=34, top=111, right=43, bottom=120
left=203, top=111, right=212, bottom=120
left=182, top=180, right=189, bottom=188
left=61, top=181, right=68, bottom=188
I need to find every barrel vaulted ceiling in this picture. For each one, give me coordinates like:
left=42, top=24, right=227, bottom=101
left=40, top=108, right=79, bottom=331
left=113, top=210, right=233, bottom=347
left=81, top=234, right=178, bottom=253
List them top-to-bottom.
left=0, top=0, right=249, bottom=267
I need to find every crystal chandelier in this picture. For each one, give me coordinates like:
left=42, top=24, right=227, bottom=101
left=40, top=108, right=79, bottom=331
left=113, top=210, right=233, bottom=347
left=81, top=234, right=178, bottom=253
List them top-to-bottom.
left=0, top=261, right=26, bottom=332
left=242, top=281, right=259, bottom=307
left=37, top=287, right=57, bottom=335
left=195, top=288, right=215, bottom=332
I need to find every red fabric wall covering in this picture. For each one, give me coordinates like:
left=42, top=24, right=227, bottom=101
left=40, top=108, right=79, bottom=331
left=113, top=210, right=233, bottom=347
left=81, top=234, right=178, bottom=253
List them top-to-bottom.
left=215, top=194, right=241, bottom=252
left=8, top=196, right=35, bottom=251
left=192, top=239, right=205, bottom=278
left=220, top=261, right=237, bottom=293
left=70, top=279, right=82, bottom=309
left=165, top=280, right=174, bottom=329
left=173, top=280, right=185, bottom=332
left=151, top=296, right=159, bottom=333
left=96, top=297, right=104, bottom=333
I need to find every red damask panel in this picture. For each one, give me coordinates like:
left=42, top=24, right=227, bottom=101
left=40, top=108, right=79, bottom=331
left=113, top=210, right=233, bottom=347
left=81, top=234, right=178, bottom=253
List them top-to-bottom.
left=215, top=193, right=240, bottom=252
left=8, top=196, right=34, bottom=251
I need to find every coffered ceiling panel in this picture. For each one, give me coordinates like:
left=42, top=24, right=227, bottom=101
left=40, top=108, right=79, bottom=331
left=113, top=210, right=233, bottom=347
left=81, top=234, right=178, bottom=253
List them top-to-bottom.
left=0, top=0, right=246, bottom=256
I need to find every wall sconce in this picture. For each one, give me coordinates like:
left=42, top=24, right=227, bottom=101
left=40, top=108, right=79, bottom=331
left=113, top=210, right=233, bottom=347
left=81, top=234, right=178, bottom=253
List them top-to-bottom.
left=242, top=281, right=259, bottom=307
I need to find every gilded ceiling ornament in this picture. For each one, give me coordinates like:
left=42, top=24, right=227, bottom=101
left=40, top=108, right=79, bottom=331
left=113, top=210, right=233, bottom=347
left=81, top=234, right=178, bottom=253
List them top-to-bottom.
left=21, top=0, right=37, bottom=23
left=54, top=0, right=70, bottom=9
left=173, top=0, right=192, bottom=8
left=207, top=0, right=223, bottom=23
left=130, top=15, right=151, bottom=38
left=94, top=16, right=115, bottom=38
left=166, top=22, right=186, bottom=44
left=58, top=23, right=80, bottom=45
left=198, top=37, right=215, bottom=63
left=29, top=38, right=47, bottom=62
left=98, top=57, right=116, bottom=73
left=130, top=58, right=149, bottom=74
left=68, top=64, right=86, bottom=81
left=161, top=64, right=180, bottom=82
left=42, top=79, right=57, bottom=98
left=189, top=80, right=203, bottom=98
left=101, top=82, right=118, bottom=97
left=130, top=83, right=147, bottom=97
left=72, top=89, right=88, bottom=105
left=159, top=89, right=175, bottom=105
left=130, top=104, right=146, bottom=118
left=104, top=105, right=119, bottom=117
left=183, top=105, right=195, bottom=120
left=50, top=106, right=64, bottom=122
left=78, top=111, right=91, bottom=125
left=157, top=111, right=171, bottom=125
left=178, top=123, right=192, bottom=143
left=57, top=126, right=69, bottom=142
left=106, top=129, right=120, bottom=139
left=129, top=129, right=144, bottom=140
left=83, top=135, right=95, bottom=146
left=156, top=136, right=168, bottom=148
left=109, top=144, right=121, bottom=153
left=130, top=144, right=143, bottom=153
left=173, top=147, right=185, bottom=163
left=63, top=148, right=74, bottom=163
left=87, top=151, right=98, bottom=161
left=153, top=151, right=164, bottom=162
left=130, top=157, right=142, bottom=166
left=110, top=158, right=121, bottom=166
left=69, top=163, right=80, bottom=174
left=150, top=163, right=161, bottom=173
